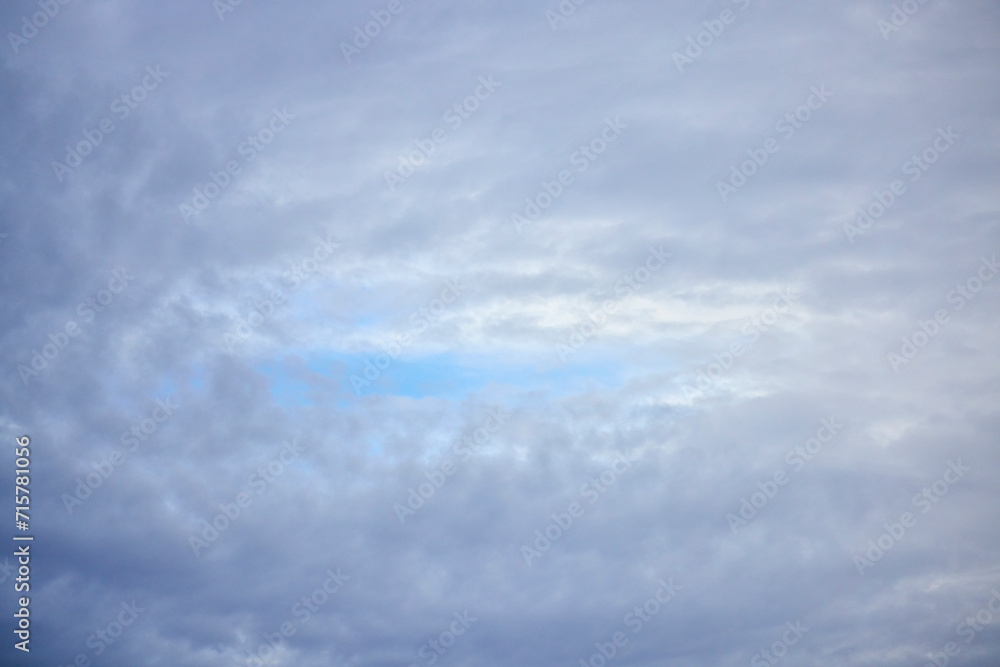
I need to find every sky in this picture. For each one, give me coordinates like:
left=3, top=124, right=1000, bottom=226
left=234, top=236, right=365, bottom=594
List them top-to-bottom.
left=1, top=0, right=999, bottom=665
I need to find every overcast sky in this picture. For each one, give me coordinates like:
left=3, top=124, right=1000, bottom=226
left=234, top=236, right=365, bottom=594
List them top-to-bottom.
left=2, top=0, right=999, bottom=665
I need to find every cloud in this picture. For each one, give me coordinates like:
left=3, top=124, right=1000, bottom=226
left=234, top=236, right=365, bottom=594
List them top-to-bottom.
left=1, top=0, right=999, bottom=665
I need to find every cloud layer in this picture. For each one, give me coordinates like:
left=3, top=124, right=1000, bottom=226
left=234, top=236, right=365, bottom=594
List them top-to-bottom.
left=1, top=0, right=999, bottom=665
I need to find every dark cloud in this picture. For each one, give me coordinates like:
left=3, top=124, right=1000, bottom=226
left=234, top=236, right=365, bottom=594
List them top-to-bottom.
left=1, top=0, right=999, bottom=665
